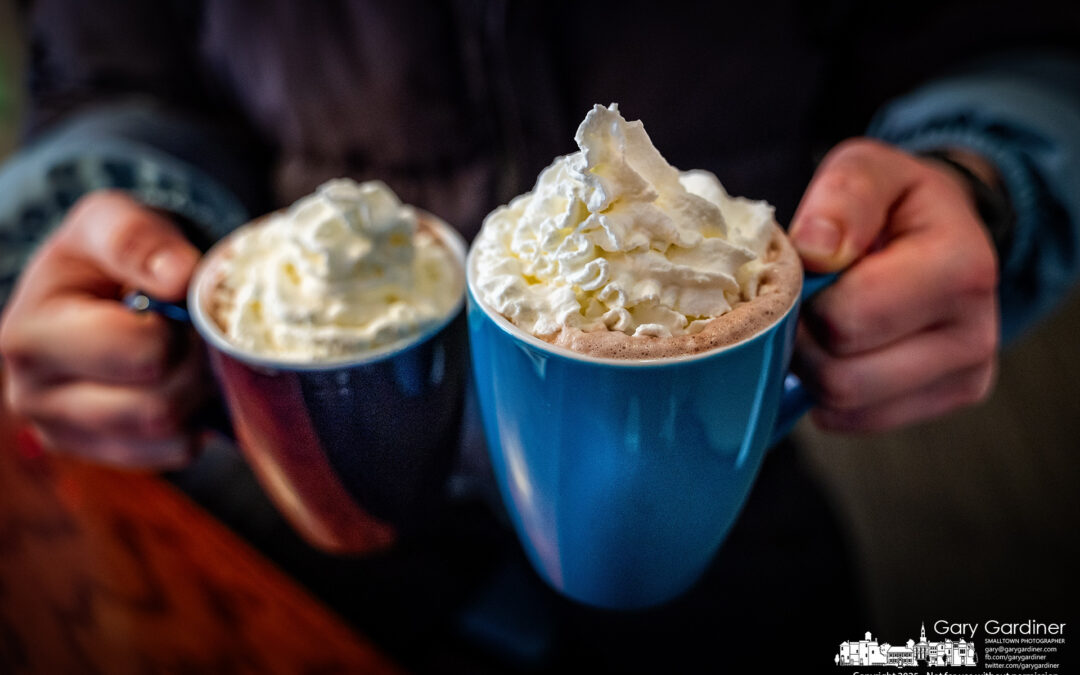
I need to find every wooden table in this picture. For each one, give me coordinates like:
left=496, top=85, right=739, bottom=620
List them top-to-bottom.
left=0, top=372, right=404, bottom=675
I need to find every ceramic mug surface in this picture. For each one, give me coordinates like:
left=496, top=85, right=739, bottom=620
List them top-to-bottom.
left=189, top=212, right=468, bottom=554
left=466, top=248, right=824, bottom=609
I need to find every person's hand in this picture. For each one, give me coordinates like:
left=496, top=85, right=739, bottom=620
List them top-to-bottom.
left=789, top=138, right=1000, bottom=432
left=0, top=191, right=210, bottom=468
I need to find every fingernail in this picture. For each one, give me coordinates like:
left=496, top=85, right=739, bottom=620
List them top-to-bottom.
left=791, top=217, right=841, bottom=259
left=147, top=249, right=187, bottom=288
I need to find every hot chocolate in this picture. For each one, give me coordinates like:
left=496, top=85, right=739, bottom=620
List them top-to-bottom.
left=471, top=103, right=801, bottom=360
left=186, top=178, right=469, bottom=555
left=204, top=178, right=463, bottom=362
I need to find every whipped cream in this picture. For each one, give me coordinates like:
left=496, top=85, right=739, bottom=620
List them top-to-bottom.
left=472, top=103, right=777, bottom=339
left=215, top=179, right=461, bottom=360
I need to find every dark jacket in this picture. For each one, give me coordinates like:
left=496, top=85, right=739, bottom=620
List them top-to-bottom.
left=18, top=0, right=1080, bottom=232
left=8, top=1, right=1080, bottom=337
left=3, top=3, right=1080, bottom=671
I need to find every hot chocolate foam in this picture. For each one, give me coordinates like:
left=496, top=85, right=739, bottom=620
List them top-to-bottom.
left=471, top=103, right=802, bottom=360
left=206, top=179, right=462, bottom=361
left=547, top=223, right=800, bottom=359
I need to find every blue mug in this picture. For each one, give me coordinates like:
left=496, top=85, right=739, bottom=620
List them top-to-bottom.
left=186, top=211, right=469, bottom=554
left=466, top=248, right=832, bottom=610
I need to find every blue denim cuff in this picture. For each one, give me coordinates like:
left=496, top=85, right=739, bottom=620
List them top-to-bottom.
left=867, top=55, right=1080, bottom=343
left=0, top=129, right=249, bottom=306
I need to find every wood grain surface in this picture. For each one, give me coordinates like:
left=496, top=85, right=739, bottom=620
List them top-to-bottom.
left=0, top=376, right=404, bottom=675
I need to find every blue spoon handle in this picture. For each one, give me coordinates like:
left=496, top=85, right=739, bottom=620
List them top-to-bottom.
left=122, top=290, right=191, bottom=323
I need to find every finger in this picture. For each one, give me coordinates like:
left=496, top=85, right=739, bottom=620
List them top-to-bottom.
left=789, top=139, right=921, bottom=273
left=58, top=191, right=200, bottom=301
left=803, top=217, right=995, bottom=356
left=8, top=297, right=180, bottom=384
left=794, top=300, right=997, bottom=411
left=16, top=345, right=210, bottom=439
left=809, top=360, right=997, bottom=433
left=2, top=362, right=28, bottom=418
left=34, top=425, right=196, bottom=470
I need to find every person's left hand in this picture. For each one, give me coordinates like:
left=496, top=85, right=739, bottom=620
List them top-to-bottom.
left=788, top=138, right=1000, bottom=432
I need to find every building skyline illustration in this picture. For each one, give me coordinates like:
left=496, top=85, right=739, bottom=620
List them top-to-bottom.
left=836, top=622, right=978, bottom=667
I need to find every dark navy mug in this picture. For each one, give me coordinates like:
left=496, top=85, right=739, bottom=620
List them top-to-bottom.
left=188, top=212, right=468, bottom=554
left=467, top=247, right=831, bottom=609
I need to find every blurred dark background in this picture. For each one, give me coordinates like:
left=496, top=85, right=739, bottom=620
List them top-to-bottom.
left=0, top=0, right=20, bottom=157
left=1, top=0, right=1076, bottom=658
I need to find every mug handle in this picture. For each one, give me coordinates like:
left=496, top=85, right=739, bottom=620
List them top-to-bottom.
left=769, top=272, right=838, bottom=446
left=123, top=290, right=235, bottom=439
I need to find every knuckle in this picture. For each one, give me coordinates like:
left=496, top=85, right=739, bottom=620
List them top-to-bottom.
left=827, top=137, right=886, bottom=165
left=818, top=167, right=878, bottom=207
left=73, top=189, right=128, bottom=212
left=63, top=190, right=124, bottom=233
left=61, top=192, right=97, bottom=228
left=105, top=212, right=153, bottom=264
left=959, top=249, right=999, bottom=296
left=835, top=272, right=895, bottom=345
left=949, top=307, right=999, bottom=368
left=0, top=311, right=31, bottom=360
left=0, top=319, right=17, bottom=359
left=970, top=321, right=999, bottom=362
left=978, top=362, right=998, bottom=400
left=960, top=363, right=997, bottom=406
left=3, top=377, right=32, bottom=419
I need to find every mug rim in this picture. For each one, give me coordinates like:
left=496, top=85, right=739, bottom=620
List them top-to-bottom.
left=189, top=208, right=468, bottom=373
left=465, top=242, right=803, bottom=369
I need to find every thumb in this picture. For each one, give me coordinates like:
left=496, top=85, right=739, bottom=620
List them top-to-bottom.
left=789, top=139, right=919, bottom=273
left=63, top=191, right=201, bottom=301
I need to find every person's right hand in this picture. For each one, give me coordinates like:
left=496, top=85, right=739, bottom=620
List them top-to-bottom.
left=787, top=139, right=999, bottom=433
left=0, top=191, right=210, bottom=469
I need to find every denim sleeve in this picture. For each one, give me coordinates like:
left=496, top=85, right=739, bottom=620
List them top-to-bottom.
left=867, top=50, right=1080, bottom=344
left=0, top=101, right=250, bottom=308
